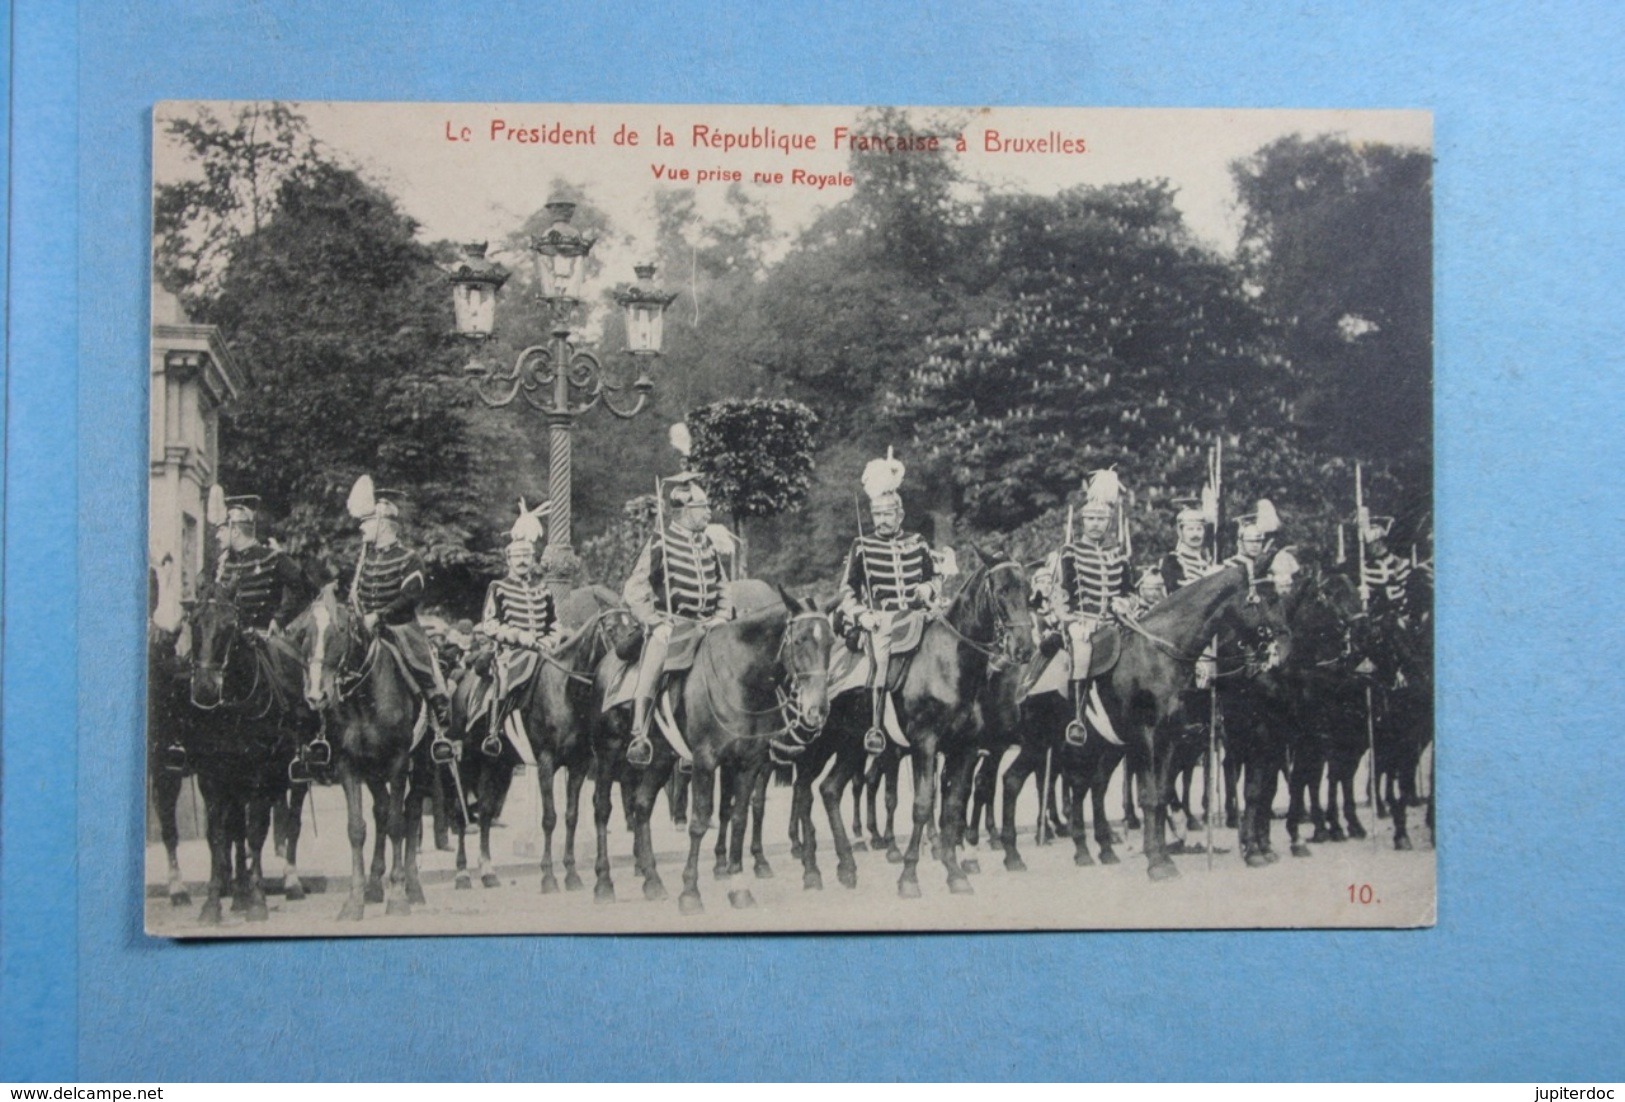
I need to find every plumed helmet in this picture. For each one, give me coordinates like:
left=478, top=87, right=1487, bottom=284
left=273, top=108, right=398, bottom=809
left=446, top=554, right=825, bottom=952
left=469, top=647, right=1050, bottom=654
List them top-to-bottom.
left=668, top=422, right=693, bottom=459
left=862, top=446, right=905, bottom=512
left=1079, top=468, right=1122, bottom=519
left=666, top=472, right=710, bottom=507
left=206, top=484, right=229, bottom=527
left=223, top=495, right=261, bottom=528
left=507, top=497, right=548, bottom=553
left=1236, top=499, right=1280, bottom=541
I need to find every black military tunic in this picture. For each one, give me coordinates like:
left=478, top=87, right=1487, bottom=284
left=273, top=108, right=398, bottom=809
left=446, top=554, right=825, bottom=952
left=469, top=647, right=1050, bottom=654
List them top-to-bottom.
left=629, top=524, right=728, bottom=622
left=839, top=532, right=936, bottom=615
left=1058, top=541, right=1131, bottom=618
left=216, top=542, right=306, bottom=631
left=351, top=543, right=428, bottom=625
left=1160, top=545, right=1220, bottom=593
left=481, top=575, right=559, bottom=642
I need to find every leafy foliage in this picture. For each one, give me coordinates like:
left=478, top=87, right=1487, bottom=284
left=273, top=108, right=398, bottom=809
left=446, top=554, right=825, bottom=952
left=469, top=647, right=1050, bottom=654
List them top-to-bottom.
left=686, top=399, right=819, bottom=521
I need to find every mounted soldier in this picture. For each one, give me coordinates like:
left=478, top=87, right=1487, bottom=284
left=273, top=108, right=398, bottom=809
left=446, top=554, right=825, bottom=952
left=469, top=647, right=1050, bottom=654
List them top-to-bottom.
left=835, top=448, right=947, bottom=755
left=1030, top=470, right=1136, bottom=745
left=623, top=472, right=736, bottom=767
left=345, top=476, right=452, bottom=742
left=214, top=493, right=308, bottom=637
left=1160, top=497, right=1222, bottom=594
left=476, top=499, right=563, bottom=758
left=1228, top=499, right=1281, bottom=572
left=1360, top=513, right=1413, bottom=625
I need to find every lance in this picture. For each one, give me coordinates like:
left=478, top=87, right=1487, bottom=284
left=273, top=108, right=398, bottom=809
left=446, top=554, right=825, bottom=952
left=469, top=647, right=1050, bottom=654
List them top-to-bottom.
left=1355, top=463, right=1378, bottom=844
left=656, top=476, right=672, bottom=618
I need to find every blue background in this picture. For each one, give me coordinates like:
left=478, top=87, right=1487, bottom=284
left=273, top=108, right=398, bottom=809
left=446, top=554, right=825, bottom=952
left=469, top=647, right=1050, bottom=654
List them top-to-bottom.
left=4, top=0, right=1623, bottom=1081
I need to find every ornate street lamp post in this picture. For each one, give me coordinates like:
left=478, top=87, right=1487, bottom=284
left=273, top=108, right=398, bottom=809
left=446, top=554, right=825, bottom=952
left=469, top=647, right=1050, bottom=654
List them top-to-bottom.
left=448, top=198, right=677, bottom=587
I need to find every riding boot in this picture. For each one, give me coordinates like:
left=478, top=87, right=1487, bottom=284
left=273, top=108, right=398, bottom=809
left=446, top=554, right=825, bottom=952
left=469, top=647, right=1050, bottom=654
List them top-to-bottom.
left=627, top=625, right=669, bottom=766
left=1066, top=681, right=1089, bottom=746
left=864, top=687, right=887, bottom=755
left=428, top=691, right=458, bottom=764
left=482, top=698, right=504, bottom=759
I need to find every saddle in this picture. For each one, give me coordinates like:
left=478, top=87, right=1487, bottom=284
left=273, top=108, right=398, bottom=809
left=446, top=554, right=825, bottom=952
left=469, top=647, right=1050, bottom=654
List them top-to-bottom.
left=1018, top=622, right=1122, bottom=702
left=1084, top=623, right=1121, bottom=679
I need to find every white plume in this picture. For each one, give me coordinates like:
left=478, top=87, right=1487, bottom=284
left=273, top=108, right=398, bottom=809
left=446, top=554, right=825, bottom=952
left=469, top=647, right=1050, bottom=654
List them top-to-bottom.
left=669, top=422, right=692, bottom=458
left=862, top=445, right=905, bottom=499
left=1085, top=468, right=1123, bottom=509
left=346, top=474, right=376, bottom=520
left=1200, top=483, right=1218, bottom=526
left=206, top=484, right=228, bottom=526
left=510, top=496, right=548, bottom=542
left=1254, top=498, right=1280, bottom=535
left=703, top=523, right=737, bottom=555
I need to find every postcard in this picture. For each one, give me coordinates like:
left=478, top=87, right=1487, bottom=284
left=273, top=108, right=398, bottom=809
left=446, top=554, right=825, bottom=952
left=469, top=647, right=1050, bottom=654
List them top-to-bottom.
left=147, top=101, right=1433, bottom=934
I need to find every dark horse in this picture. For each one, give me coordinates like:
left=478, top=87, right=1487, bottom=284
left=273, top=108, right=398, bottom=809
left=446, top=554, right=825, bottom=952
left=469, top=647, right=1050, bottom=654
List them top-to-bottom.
left=791, top=555, right=1035, bottom=898
left=1007, top=556, right=1293, bottom=880
left=294, top=584, right=426, bottom=921
left=184, top=586, right=312, bottom=924
left=447, top=588, right=634, bottom=892
left=593, top=592, right=832, bottom=912
left=148, top=623, right=195, bottom=907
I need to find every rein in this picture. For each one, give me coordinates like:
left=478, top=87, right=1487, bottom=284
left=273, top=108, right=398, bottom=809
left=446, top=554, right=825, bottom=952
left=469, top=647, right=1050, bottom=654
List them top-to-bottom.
left=935, top=561, right=1025, bottom=666
left=695, top=611, right=831, bottom=743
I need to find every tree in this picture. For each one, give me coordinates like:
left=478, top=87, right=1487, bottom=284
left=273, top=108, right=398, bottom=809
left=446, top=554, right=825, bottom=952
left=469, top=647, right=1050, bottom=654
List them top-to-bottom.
left=153, top=101, right=322, bottom=307
left=1231, top=134, right=1433, bottom=497
left=201, top=162, right=479, bottom=593
left=889, top=181, right=1279, bottom=531
left=685, top=399, right=820, bottom=576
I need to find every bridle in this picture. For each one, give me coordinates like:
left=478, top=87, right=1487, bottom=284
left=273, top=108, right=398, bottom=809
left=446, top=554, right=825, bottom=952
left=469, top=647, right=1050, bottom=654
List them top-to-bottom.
left=934, top=561, right=1029, bottom=670
left=188, top=596, right=269, bottom=715
left=696, top=609, right=833, bottom=742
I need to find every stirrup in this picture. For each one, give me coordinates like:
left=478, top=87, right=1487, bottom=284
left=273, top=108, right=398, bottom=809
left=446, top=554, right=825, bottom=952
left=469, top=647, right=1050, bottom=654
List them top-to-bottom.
left=1064, top=720, right=1088, bottom=747
left=863, top=728, right=887, bottom=755
left=480, top=732, right=504, bottom=759
left=429, top=736, right=458, bottom=765
left=626, top=736, right=654, bottom=768
left=302, top=737, right=331, bottom=770
left=160, top=743, right=187, bottom=773
left=288, top=757, right=313, bottom=785
left=677, top=758, right=694, bottom=775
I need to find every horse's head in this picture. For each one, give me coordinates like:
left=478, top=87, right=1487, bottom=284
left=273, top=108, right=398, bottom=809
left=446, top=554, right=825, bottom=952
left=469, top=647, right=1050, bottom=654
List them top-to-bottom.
left=965, top=544, right=1036, bottom=668
left=1229, top=548, right=1295, bottom=673
left=291, top=583, right=351, bottom=712
left=187, top=585, right=242, bottom=709
left=776, top=586, right=834, bottom=732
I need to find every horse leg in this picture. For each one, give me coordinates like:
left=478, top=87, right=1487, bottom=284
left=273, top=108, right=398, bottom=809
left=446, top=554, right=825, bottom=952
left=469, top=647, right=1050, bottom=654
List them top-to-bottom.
left=999, top=742, right=1040, bottom=872
left=1392, top=743, right=1416, bottom=851
left=897, top=744, right=936, bottom=899
left=1141, top=744, right=1178, bottom=881
left=819, top=746, right=861, bottom=889
left=1092, top=748, right=1121, bottom=864
left=936, top=749, right=975, bottom=894
left=859, top=750, right=880, bottom=849
left=883, top=753, right=903, bottom=860
left=1286, top=754, right=1311, bottom=857
left=1346, top=754, right=1368, bottom=839
left=538, top=756, right=561, bottom=894
left=431, top=759, right=453, bottom=852
left=591, top=759, right=616, bottom=903
left=1068, top=760, right=1093, bottom=868
left=796, top=763, right=822, bottom=890
left=563, top=764, right=587, bottom=891
left=680, top=764, right=715, bottom=914
left=337, top=765, right=369, bottom=921
left=666, top=766, right=689, bottom=828
left=154, top=767, right=190, bottom=906
left=383, top=767, right=411, bottom=916
left=724, top=767, right=759, bottom=908
left=631, top=768, right=669, bottom=901
left=712, top=768, right=734, bottom=878
left=750, top=768, right=772, bottom=879
left=1122, top=768, right=1142, bottom=831
left=454, top=769, right=474, bottom=890
left=196, top=775, right=228, bottom=925
left=364, top=776, right=389, bottom=904
left=280, top=784, right=308, bottom=901
left=241, top=793, right=272, bottom=922
left=227, top=800, right=250, bottom=912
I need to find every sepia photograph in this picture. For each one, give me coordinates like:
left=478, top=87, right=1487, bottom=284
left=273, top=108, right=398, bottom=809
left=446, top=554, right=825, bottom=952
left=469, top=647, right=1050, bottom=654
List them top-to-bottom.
left=146, top=101, right=1434, bottom=935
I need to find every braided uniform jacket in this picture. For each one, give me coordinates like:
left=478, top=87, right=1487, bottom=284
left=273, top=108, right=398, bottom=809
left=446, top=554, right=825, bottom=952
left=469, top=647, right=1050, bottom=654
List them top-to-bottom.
left=624, top=524, right=730, bottom=623
left=839, top=532, right=936, bottom=616
left=1059, top=540, right=1130, bottom=619
left=217, top=542, right=306, bottom=630
left=350, top=542, right=427, bottom=626
left=1161, top=546, right=1221, bottom=593
left=1363, top=552, right=1413, bottom=615
left=480, top=575, right=559, bottom=641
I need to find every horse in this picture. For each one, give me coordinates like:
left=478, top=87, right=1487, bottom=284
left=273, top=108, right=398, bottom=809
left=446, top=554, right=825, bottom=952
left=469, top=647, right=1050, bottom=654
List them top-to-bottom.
left=793, top=554, right=1035, bottom=898
left=1005, top=555, right=1293, bottom=879
left=1279, top=565, right=1371, bottom=856
left=293, top=584, right=428, bottom=921
left=183, top=586, right=312, bottom=923
left=446, top=588, right=634, bottom=892
left=1372, top=593, right=1434, bottom=850
left=148, top=623, right=196, bottom=907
